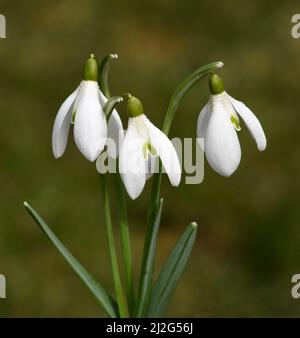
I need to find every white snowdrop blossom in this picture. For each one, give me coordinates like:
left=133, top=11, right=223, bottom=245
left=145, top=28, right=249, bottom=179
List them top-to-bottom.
left=52, top=54, right=124, bottom=162
left=197, top=74, right=266, bottom=177
left=119, top=97, right=181, bottom=200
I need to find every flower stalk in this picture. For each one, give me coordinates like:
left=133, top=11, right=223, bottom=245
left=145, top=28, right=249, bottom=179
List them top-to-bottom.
left=98, top=54, right=135, bottom=316
left=100, top=174, right=128, bottom=317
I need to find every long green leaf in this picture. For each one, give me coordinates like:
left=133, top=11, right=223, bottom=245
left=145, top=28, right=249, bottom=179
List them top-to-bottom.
left=163, top=61, right=223, bottom=135
left=114, top=172, right=135, bottom=316
left=99, top=176, right=128, bottom=318
left=135, top=198, right=164, bottom=317
left=24, top=201, right=118, bottom=318
left=147, top=222, right=198, bottom=317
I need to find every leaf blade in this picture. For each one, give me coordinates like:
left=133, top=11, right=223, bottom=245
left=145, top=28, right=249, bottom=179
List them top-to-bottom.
left=135, top=198, right=164, bottom=317
left=24, top=201, right=118, bottom=318
left=147, top=222, right=198, bottom=317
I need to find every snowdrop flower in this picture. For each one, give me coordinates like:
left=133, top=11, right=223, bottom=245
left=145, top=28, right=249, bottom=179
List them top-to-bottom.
left=52, top=54, right=123, bottom=162
left=197, top=74, right=266, bottom=177
left=119, top=96, right=181, bottom=200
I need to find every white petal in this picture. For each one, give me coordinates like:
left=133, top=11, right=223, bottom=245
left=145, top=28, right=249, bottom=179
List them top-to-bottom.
left=73, top=81, right=107, bottom=162
left=52, top=86, right=80, bottom=158
left=98, top=89, right=108, bottom=108
left=220, top=92, right=240, bottom=124
left=205, top=95, right=241, bottom=177
left=228, top=95, right=267, bottom=151
left=197, top=99, right=211, bottom=151
left=107, top=110, right=125, bottom=158
left=145, top=117, right=181, bottom=186
left=119, top=118, right=147, bottom=199
left=146, top=155, right=157, bottom=180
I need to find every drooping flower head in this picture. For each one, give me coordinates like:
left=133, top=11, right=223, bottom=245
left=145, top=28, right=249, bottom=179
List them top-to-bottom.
left=52, top=54, right=120, bottom=162
left=197, top=74, right=267, bottom=177
left=119, top=96, right=181, bottom=199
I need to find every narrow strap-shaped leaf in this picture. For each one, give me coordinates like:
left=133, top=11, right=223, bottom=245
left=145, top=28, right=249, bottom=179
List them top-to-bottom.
left=163, top=61, right=224, bottom=135
left=114, top=172, right=135, bottom=317
left=99, top=175, right=129, bottom=318
left=135, top=198, right=164, bottom=317
left=24, top=201, right=118, bottom=318
left=147, top=222, right=198, bottom=317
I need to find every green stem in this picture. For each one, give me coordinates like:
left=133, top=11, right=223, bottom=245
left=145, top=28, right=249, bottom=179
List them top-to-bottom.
left=99, top=53, right=118, bottom=98
left=99, top=54, right=135, bottom=316
left=136, top=61, right=223, bottom=316
left=162, top=61, right=223, bottom=135
left=135, top=168, right=162, bottom=317
left=114, top=172, right=135, bottom=316
left=100, top=174, right=128, bottom=318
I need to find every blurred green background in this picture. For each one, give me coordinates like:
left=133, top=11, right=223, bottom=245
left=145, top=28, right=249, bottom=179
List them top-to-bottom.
left=0, top=0, right=299, bottom=317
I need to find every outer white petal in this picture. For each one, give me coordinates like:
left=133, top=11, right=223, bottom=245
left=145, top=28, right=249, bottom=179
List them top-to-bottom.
left=73, top=81, right=107, bottom=162
left=52, top=85, right=80, bottom=158
left=98, top=89, right=108, bottom=108
left=228, top=94, right=267, bottom=151
left=205, top=95, right=241, bottom=177
left=197, top=99, right=211, bottom=151
left=107, top=111, right=125, bottom=158
left=145, top=116, right=181, bottom=186
left=119, top=118, right=147, bottom=199
left=146, top=155, right=157, bottom=180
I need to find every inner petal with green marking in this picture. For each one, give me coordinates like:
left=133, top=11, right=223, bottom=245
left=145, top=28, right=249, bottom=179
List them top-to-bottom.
left=71, top=110, right=76, bottom=124
left=230, top=115, right=241, bottom=131
left=143, top=142, right=157, bottom=160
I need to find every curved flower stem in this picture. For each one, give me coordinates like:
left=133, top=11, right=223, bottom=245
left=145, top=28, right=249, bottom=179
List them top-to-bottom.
left=99, top=53, right=118, bottom=98
left=99, top=54, right=134, bottom=316
left=136, top=61, right=223, bottom=317
left=163, top=61, right=223, bottom=135
left=114, top=171, right=135, bottom=316
left=100, top=174, right=128, bottom=318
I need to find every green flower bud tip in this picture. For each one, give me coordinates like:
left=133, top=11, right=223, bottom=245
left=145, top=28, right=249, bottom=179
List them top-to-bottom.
left=83, top=53, right=98, bottom=81
left=209, top=74, right=224, bottom=95
left=127, top=96, right=144, bottom=117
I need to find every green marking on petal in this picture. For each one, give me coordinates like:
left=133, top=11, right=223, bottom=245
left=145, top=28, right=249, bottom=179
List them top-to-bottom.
left=71, top=111, right=76, bottom=124
left=230, top=115, right=241, bottom=131
left=143, top=142, right=157, bottom=160
left=149, top=144, right=157, bottom=157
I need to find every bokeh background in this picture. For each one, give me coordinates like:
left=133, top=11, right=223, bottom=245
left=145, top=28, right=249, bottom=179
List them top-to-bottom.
left=0, top=0, right=299, bottom=317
